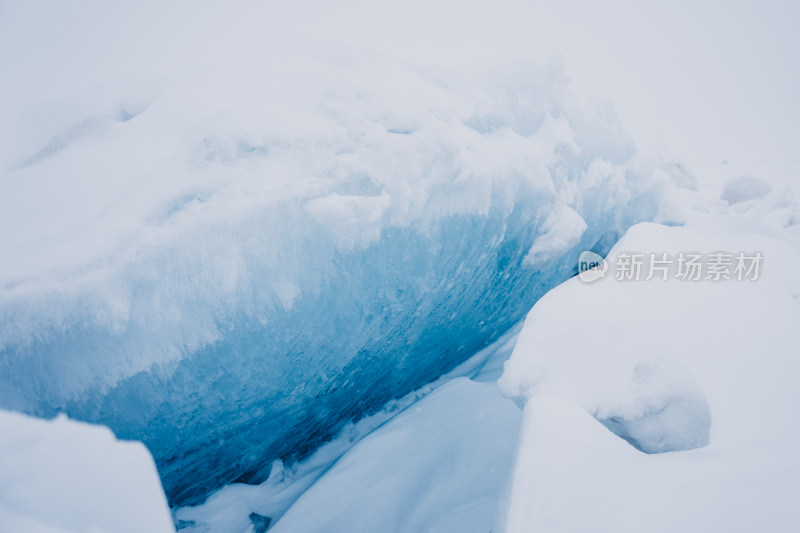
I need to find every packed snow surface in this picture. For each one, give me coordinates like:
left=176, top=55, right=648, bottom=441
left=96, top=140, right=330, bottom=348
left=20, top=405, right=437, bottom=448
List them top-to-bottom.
left=498, top=215, right=800, bottom=532
left=268, top=377, right=519, bottom=533
left=0, top=409, right=174, bottom=533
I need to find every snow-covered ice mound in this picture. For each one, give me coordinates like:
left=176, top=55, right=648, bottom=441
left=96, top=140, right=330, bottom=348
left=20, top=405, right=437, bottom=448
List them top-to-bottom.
left=0, top=55, right=675, bottom=505
left=498, top=218, right=800, bottom=532
left=0, top=409, right=174, bottom=533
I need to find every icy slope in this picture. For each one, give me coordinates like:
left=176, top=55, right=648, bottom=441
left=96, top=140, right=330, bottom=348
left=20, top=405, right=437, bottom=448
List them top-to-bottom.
left=0, top=56, right=673, bottom=506
left=498, top=218, right=800, bottom=532
left=175, top=326, right=520, bottom=533
left=268, top=377, right=520, bottom=533
left=0, top=409, right=174, bottom=533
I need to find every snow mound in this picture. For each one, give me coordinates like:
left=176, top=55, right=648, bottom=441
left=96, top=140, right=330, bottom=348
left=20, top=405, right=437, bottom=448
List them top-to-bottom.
left=721, top=175, right=772, bottom=204
left=498, top=219, right=800, bottom=532
left=595, top=360, right=711, bottom=454
left=0, top=409, right=174, bottom=533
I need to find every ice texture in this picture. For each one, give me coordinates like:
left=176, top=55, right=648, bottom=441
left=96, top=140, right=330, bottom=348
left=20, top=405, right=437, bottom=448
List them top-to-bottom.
left=0, top=56, right=671, bottom=505
left=175, top=326, right=521, bottom=532
left=0, top=409, right=174, bottom=533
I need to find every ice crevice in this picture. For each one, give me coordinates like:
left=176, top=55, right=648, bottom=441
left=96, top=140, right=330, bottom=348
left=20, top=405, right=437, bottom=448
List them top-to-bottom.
left=0, top=57, right=678, bottom=507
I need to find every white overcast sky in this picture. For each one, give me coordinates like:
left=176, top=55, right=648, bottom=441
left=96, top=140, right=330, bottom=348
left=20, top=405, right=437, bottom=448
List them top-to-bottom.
left=1, top=0, right=797, bottom=188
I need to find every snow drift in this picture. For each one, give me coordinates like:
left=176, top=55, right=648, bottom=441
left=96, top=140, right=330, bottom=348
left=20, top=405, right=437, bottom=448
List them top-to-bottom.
left=498, top=218, right=800, bottom=532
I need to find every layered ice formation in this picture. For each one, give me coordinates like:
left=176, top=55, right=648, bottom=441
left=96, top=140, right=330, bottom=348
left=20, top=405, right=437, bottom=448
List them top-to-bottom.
left=0, top=56, right=676, bottom=506
left=0, top=57, right=673, bottom=505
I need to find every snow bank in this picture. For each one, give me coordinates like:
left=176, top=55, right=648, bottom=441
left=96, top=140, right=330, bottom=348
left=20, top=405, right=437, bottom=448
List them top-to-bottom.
left=498, top=219, right=800, bottom=532
left=0, top=409, right=174, bottom=533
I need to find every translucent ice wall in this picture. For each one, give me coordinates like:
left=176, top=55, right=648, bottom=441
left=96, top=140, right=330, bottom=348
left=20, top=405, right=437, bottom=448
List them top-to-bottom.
left=0, top=56, right=670, bottom=504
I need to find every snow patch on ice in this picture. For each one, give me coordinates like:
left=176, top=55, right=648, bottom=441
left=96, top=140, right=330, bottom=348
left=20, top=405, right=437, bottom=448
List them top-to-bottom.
left=524, top=205, right=587, bottom=267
